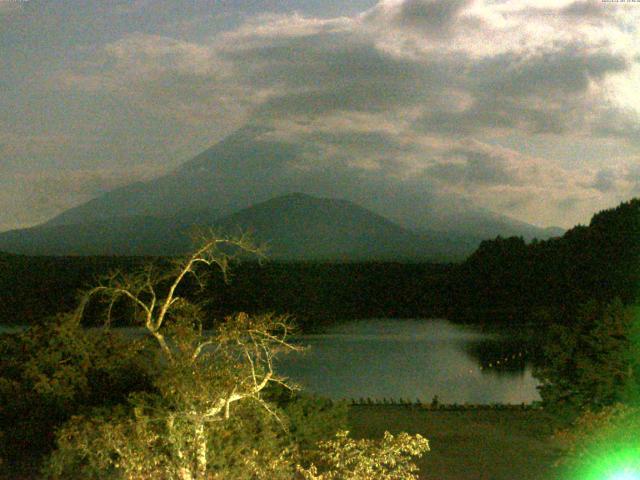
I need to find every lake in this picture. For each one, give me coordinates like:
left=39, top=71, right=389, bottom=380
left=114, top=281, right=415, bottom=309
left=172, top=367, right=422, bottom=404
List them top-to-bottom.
left=1, top=318, right=541, bottom=405
left=276, top=319, right=541, bottom=404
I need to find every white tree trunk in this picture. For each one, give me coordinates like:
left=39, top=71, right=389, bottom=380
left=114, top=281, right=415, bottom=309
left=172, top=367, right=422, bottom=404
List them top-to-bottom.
left=195, top=420, right=208, bottom=480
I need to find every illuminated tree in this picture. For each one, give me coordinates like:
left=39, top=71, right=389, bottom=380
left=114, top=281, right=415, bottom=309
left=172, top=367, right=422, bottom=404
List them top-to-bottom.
left=43, top=231, right=430, bottom=479
left=45, top=231, right=301, bottom=479
left=297, top=430, right=429, bottom=480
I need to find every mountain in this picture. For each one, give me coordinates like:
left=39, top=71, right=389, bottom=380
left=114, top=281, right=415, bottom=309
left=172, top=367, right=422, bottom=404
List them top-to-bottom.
left=39, top=126, right=563, bottom=244
left=43, top=127, right=296, bottom=228
left=0, top=193, right=477, bottom=260
left=213, top=193, right=478, bottom=260
left=0, top=215, right=194, bottom=256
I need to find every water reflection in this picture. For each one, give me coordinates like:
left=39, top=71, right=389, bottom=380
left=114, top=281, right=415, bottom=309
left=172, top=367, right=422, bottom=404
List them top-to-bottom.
left=276, top=319, right=540, bottom=404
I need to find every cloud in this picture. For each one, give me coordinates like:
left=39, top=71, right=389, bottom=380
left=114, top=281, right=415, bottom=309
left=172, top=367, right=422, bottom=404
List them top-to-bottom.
left=4, top=0, right=640, bottom=231
left=369, top=0, right=477, bottom=37
left=561, top=1, right=610, bottom=19
left=57, top=3, right=635, bottom=142
left=103, top=33, right=215, bottom=76
left=418, top=43, right=628, bottom=137
left=474, top=46, right=627, bottom=98
left=591, top=107, right=640, bottom=145
left=427, top=148, right=520, bottom=188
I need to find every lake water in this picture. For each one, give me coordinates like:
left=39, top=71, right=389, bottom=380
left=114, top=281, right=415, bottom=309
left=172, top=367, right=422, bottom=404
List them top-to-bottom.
left=1, top=319, right=541, bottom=405
left=276, top=319, right=541, bottom=404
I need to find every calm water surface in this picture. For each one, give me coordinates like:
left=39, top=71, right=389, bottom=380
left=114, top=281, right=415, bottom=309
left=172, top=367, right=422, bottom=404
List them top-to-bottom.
left=1, top=319, right=541, bottom=404
left=276, top=319, right=540, bottom=404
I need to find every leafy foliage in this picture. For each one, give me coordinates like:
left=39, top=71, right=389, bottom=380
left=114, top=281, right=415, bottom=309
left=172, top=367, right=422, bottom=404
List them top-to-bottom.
left=39, top=232, right=429, bottom=479
left=534, top=299, right=640, bottom=419
left=0, top=315, right=152, bottom=475
left=297, top=430, right=429, bottom=480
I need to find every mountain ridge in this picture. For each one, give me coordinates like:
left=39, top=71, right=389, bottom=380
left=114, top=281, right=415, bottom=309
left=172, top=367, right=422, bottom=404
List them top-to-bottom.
left=0, top=193, right=476, bottom=260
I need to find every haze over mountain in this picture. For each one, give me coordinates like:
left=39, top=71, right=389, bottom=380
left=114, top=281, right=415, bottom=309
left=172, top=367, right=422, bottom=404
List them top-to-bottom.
left=17, top=126, right=564, bottom=258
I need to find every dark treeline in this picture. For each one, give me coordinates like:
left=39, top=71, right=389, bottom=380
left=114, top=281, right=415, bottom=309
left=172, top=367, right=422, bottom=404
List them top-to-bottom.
left=1, top=198, right=638, bottom=331
left=448, top=198, right=640, bottom=325
left=0, top=253, right=451, bottom=331
left=0, top=254, right=151, bottom=326
left=199, top=262, right=451, bottom=330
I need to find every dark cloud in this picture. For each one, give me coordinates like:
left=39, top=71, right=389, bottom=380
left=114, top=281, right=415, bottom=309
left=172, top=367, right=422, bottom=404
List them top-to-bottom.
left=363, top=0, right=481, bottom=39
left=396, top=0, right=470, bottom=32
left=519, top=1, right=614, bottom=24
left=561, top=1, right=609, bottom=18
left=225, top=33, right=443, bottom=117
left=418, top=45, right=628, bottom=136
left=473, top=46, right=627, bottom=98
left=417, top=100, right=567, bottom=136
left=592, top=108, right=640, bottom=145
left=427, top=148, right=519, bottom=187
left=588, top=169, right=617, bottom=192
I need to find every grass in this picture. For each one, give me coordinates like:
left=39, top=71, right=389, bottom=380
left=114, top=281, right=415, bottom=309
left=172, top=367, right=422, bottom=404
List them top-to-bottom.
left=348, top=405, right=564, bottom=480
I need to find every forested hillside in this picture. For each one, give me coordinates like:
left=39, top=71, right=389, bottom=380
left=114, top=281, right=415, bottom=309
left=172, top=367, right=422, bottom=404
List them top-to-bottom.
left=448, top=198, right=640, bottom=324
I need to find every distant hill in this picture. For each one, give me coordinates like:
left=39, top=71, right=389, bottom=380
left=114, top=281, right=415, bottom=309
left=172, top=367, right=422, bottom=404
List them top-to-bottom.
left=0, top=193, right=476, bottom=260
left=214, top=193, right=478, bottom=261
left=418, top=208, right=565, bottom=242
left=0, top=216, right=194, bottom=256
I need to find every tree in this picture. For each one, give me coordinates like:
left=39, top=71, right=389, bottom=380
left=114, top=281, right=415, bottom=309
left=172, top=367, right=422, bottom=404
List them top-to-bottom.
left=43, top=231, right=430, bottom=479
left=45, top=231, right=303, bottom=479
left=534, top=298, right=640, bottom=420
left=0, top=313, right=152, bottom=477
left=297, top=430, right=429, bottom=480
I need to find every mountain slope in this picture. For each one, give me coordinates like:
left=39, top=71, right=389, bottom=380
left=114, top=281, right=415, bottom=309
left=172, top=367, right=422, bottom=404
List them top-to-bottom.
left=39, top=126, right=562, bottom=243
left=43, top=127, right=298, bottom=228
left=0, top=193, right=474, bottom=260
left=214, top=193, right=475, bottom=260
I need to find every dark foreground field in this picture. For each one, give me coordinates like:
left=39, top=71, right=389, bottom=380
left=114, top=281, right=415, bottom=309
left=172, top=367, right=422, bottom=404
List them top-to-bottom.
left=349, top=405, right=563, bottom=480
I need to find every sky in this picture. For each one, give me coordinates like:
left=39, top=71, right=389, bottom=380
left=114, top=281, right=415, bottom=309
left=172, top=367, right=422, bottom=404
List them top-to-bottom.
left=1, top=0, right=639, bottom=232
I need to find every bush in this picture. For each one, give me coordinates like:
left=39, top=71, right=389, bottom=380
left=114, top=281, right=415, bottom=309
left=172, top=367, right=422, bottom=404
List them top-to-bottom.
left=0, top=315, right=152, bottom=476
left=296, top=430, right=429, bottom=480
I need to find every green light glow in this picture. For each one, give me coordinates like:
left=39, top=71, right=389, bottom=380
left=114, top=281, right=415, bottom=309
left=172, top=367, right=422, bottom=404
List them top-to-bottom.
left=572, top=447, right=640, bottom=480
left=608, top=470, right=640, bottom=480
